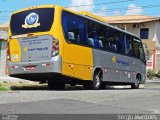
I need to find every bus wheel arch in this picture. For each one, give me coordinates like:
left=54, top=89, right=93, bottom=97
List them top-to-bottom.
left=131, top=73, right=141, bottom=89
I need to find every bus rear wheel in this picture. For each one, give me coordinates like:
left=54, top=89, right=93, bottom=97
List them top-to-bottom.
left=84, top=69, right=103, bottom=90
left=131, top=75, right=140, bottom=89
left=48, top=80, right=65, bottom=90
left=131, top=82, right=139, bottom=89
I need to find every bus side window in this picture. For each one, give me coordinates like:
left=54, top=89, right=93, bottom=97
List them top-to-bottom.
left=62, top=11, right=86, bottom=45
left=78, top=21, right=86, bottom=44
left=85, top=21, right=107, bottom=49
left=86, top=21, right=100, bottom=48
left=97, top=26, right=106, bottom=49
left=93, top=29, right=99, bottom=48
left=105, top=29, right=111, bottom=50
left=108, top=29, right=118, bottom=52
left=68, top=32, right=75, bottom=41
left=116, top=33, right=123, bottom=54
left=119, top=34, right=125, bottom=54
left=125, top=35, right=133, bottom=56
left=129, top=37, right=134, bottom=56
left=88, top=38, right=94, bottom=47
left=98, top=39, right=103, bottom=48
left=133, top=39, right=140, bottom=58
left=143, top=44, right=150, bottom=61
left=139, top=45, right=146, bottom=62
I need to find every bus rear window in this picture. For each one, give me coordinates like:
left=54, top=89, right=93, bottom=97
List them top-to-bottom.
left=10, top=8, right=54, bottom=35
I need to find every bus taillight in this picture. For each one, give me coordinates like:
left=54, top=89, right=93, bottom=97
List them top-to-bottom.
left=51, top=37, right=59, bottom=57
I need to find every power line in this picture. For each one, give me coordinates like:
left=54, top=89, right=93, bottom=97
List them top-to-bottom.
left=0, top=0, right=135, bottom=13
left=67, top=0, right=135, bottom=8
left=0, top=1, right=158, bottom=14
left=0, top=2, right=160, bottom=16
left=93, top=3, right=160, bottom=13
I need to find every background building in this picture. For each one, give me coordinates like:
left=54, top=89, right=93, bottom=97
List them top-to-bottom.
left=103, top=15, right=160, bottom=71
left=0, top=23, right=8, bottom=76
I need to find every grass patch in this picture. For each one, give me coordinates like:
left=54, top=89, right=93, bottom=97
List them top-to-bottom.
left=0, top=82, right=48, bottom=91
left=0, top=84, right=11, bottom=91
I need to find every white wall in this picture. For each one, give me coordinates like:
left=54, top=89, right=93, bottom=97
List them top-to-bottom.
left=155, top=21, right=160, bottom=48
left=0, top=30, right=7, bottom=40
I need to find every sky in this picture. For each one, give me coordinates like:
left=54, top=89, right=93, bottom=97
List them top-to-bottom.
left=0, top=0, right=160, bottom=24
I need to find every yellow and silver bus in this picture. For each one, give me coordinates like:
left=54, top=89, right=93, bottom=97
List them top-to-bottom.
left=7, top=5, right=146, bottom=90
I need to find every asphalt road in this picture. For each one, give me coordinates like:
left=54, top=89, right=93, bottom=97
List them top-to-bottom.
left=0, top=80, right=160, bottom=115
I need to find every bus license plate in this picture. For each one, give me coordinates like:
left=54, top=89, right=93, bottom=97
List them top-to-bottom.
left=25, top=66, right=36, bottom=71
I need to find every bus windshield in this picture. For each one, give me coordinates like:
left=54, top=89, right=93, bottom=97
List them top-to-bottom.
left=10, top=8, right=54, bottom=36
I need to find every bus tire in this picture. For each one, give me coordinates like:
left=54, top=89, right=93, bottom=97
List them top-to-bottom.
left=84, top=69, right=103, bottom=90
left=131, top=74, right=140, bottom=89
left=48, top=80, right=65, bottom=90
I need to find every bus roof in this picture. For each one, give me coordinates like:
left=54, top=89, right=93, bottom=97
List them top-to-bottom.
left=11, top=4, right=140, bottom=40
